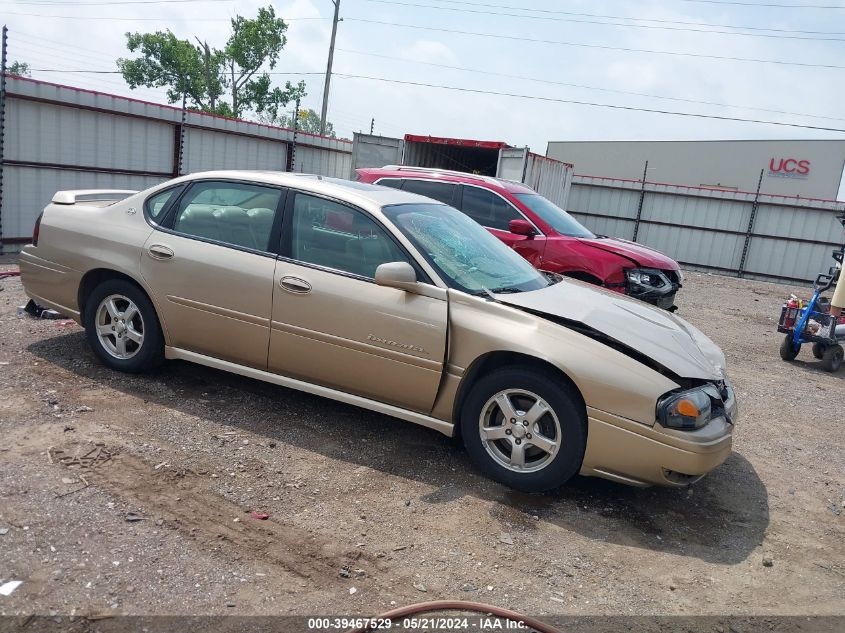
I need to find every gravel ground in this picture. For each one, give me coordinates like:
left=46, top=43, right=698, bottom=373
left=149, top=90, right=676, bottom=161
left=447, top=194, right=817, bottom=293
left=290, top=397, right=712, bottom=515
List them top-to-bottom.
left=0, top=263, right=843, bottom=619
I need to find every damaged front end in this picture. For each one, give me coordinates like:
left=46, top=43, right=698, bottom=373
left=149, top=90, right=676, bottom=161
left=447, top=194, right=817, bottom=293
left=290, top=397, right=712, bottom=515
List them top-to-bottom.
left=625, top=267, right=683, bottom=311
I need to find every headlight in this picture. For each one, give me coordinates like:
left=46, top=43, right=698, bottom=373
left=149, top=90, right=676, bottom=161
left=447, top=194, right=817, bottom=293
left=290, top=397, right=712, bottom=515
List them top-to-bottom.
left=625, top=268, right=668, bottom=289
left=657, top=388, right=712, bottom=430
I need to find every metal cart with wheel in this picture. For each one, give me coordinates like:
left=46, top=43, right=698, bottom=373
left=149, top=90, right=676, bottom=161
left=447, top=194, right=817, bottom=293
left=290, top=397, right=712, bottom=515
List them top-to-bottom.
left=777, top=213, right=845, bottom=372
left=778, top=272, right=844, bottom=372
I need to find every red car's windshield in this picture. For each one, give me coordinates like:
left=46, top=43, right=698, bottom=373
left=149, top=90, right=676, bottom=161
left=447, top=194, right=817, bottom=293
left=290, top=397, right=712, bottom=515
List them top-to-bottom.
left=514, top=193, right=595, bottom=239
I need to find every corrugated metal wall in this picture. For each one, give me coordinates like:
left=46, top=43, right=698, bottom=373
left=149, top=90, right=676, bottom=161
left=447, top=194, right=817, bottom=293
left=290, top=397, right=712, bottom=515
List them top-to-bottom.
left=0, top=76, right=354, bottom=251
left=182, top=128, right=288, bottom=173
left=292, top=143, right=352, bottom=178
left=568, top=175, right=845, bottom=283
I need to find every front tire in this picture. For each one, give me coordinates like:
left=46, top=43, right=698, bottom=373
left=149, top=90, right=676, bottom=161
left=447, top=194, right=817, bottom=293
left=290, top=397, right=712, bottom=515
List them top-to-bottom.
left=84, top=279, right=164, bottom=373
left=780, top=335, right=800, bottom=361
left=812, top=342, right=826, bottom=360
left=461, top=367, right=586, bottom=492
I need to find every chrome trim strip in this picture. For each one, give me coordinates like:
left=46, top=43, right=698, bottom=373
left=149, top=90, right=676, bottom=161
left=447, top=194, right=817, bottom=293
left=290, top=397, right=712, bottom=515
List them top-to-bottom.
left=165, top=295, right=268, bottom=327
left=270, top=319, right=442, bottom=370
left=164, top=347, right=455, bottom=437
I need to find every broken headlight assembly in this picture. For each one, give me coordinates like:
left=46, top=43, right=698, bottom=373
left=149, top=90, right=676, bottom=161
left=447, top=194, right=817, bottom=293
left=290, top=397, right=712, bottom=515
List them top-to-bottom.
left=625, top=268, right=672, bottom=292
left=657, top=387, right=716, bottom=430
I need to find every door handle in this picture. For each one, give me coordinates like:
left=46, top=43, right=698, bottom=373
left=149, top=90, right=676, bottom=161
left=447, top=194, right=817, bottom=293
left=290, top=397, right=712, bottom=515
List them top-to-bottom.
left=148, top=244, right=174, bottom=260
left=279, top=276, right=312, bottom=294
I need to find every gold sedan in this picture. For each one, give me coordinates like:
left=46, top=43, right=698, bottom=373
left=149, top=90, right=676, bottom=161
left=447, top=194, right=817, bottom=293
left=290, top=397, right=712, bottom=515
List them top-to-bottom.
left=20, top=172, right=736, bottom=491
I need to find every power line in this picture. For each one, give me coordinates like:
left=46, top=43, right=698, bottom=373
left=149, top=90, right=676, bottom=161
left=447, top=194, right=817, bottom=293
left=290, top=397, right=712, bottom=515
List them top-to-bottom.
left=12, top=0, right=234, bottom=4
left=363, top=0, right=845, bottom=41
left=421, top=0, right=845, bottom=33
left=677, top=0, right=844, bottom=7
left=5, top=11, right=324, bottom=21
left=344, top=18, right=845, bottom=69
left=337, top=47, right=845, bottom=123
left=25, top=68, right=324, bottom=75
left=333, top=72, right=845, bottom=132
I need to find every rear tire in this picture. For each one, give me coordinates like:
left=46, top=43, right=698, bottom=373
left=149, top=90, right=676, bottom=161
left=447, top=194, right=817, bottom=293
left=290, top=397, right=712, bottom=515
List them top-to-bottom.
left=84, top=279, right=164, bottom=373
left=779, top=335, right=800, bottom=361
left=812, top=342, right=826, bottom=360
left=821, top=345, right=843, bottom=373
left=460, top=367, right=586, bottom=492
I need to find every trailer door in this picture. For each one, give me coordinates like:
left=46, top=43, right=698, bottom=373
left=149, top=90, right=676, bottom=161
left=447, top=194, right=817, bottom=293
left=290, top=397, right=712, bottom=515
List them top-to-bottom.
left=350, top=133, right=405, bottom=178
left=496, top=147, right=530, bottom=182
left=497, top=147, right=573, bottom=211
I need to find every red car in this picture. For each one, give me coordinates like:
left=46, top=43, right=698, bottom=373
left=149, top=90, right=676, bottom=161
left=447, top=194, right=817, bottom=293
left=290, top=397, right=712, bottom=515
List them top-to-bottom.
left=356, top=166, right=683, bottom=310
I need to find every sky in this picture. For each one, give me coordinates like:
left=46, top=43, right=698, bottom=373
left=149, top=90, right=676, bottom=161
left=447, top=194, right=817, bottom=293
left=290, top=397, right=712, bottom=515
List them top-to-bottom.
left=5, top=0, right=845, bottom=194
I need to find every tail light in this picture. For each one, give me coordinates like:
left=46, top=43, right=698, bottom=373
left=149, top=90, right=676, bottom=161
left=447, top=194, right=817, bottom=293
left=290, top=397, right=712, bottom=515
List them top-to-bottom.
left=32, top=212, right=44, bottom=246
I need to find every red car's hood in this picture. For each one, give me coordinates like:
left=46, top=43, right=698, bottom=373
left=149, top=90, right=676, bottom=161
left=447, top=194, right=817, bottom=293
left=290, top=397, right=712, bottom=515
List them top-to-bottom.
left=577, top=237, right=679, bottom=270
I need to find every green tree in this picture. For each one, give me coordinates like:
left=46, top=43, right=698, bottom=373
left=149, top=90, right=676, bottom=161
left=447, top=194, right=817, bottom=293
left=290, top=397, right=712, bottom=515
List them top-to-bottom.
left=117, top=5, right=305, bottom=119
left=8, top=61, right=31, bottom=77
left=266, top=108, right=336, bottom=138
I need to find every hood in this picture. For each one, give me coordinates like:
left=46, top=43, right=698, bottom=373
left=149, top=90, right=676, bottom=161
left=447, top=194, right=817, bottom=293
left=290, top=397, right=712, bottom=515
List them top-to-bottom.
left=577, top=237, right=680, bottom=271
left=497, top=279, right=726, bottom=381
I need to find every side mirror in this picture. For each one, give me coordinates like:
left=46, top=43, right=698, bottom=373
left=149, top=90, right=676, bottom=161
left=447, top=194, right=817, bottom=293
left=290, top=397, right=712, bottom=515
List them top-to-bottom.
left=509, top=218, right=537, bottom=237
left=375, top=261, right=418, bottom=290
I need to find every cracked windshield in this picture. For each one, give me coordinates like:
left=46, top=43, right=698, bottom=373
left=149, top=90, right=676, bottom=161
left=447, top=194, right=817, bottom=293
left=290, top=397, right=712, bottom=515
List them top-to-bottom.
left=384, top=203, right=550, bottom=294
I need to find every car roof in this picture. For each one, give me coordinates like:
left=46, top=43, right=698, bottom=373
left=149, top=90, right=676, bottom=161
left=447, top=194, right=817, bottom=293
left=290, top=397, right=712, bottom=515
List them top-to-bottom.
left=357, top=166, right=537, bottom=195
left=170, top=170, right=443, bottom=209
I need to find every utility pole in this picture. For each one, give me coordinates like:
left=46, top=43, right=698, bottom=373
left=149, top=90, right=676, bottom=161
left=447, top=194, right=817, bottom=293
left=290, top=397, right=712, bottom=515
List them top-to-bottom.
left=319, top=0, right=340, bottom=136
left=0, top=25, right=8, bottom=255
left=176, top=74, right=187, bottom=177
left=290, top=96, right=301, bottom=172
left=370, top=117, right=374, bottom=135
left=632, top=160, right=649, bottom=242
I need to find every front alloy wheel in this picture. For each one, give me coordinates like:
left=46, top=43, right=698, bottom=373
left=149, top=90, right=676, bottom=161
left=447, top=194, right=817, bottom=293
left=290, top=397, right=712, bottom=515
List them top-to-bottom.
left=461, top=367, right=586, bottom=492
left=479, top=389, right=561, bottom=473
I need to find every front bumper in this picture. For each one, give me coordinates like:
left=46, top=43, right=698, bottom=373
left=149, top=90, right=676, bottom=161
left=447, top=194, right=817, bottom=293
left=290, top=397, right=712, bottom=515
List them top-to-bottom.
left=580, top=387, right=737, bottom=487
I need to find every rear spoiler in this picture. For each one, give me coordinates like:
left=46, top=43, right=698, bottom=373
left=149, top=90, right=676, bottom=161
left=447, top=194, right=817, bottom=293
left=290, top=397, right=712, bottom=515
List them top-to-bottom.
left=51, top=189, right=138, bottom=205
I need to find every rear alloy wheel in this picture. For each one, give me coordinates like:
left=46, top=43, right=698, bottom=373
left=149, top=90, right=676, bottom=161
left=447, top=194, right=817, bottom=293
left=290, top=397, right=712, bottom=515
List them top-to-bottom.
left=84, top=279, right=163, bottom=373
left=95, top=294, right=145, bottom=360
left=779, top=334, right=800, bottom=361
left=821, top=345, right=843, bottom=373
left=461, top=368, right=586, bottom=492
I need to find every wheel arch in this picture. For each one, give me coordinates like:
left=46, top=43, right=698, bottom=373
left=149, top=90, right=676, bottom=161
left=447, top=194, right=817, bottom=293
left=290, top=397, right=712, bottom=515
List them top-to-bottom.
left=77, top=269, right=163, bottom=334
left=451, top=351, right=587, bottom=437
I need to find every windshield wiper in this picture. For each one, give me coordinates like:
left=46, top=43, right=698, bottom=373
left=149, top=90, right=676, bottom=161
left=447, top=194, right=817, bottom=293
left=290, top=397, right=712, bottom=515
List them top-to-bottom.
left=487, top=286, right=525, bottom=294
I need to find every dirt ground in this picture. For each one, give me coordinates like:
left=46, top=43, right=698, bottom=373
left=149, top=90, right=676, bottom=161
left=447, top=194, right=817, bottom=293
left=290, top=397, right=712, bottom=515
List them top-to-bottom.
left=0, top=262, right=843, bottom=620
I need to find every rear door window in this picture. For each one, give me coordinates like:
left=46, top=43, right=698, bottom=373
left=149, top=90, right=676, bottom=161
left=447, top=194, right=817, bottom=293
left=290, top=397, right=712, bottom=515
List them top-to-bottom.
left=401, top=179, right=458, bottom=206
left=170, top=180, right=282, bottom=252
left=460, top=186, right=521, bottom=231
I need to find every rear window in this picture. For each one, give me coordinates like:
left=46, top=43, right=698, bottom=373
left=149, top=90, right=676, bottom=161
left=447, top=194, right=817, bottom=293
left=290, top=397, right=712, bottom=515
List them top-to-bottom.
left=401, top=179, right=457, bottom=205
left=461, top=186, right=521, bottom=231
